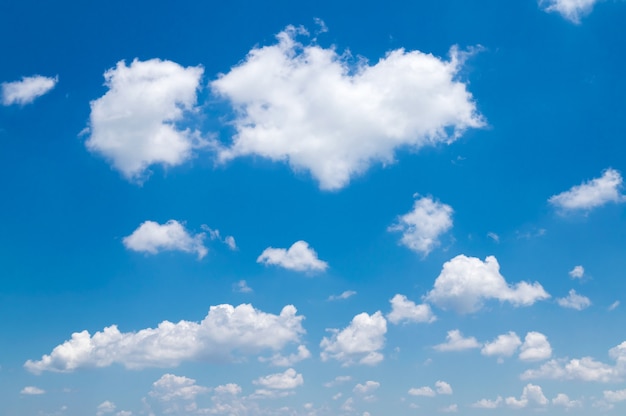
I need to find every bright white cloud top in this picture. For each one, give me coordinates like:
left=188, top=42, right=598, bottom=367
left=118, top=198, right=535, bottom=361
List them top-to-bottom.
left=540, top=0, right=599, bottom=23
left=212, top=26, right=484, bottom=190
left=85, top=59, right=205, bottom=182
left=1, top=75, right=57, bottom=105
left=549, top=168, right=625, bottom=211
left=388, top=196, right=453, bottom=256
left=123, top=220, right=208, bottom=259
left=257, top=240, right=328, bottom=272
left=425, top=255, right=550, bottom=314
left=557, top=289, right=592, bottom=310
left=387, top=294, right=436, bottom=324
left=24, top=304, right=304, bottom=373
left=320, top=311, right=387, bottom=366
left=434, top=329, right=480, bottom=352
left=481, top=331, right=522, bottom=358
left=519, top=332, right=552, bottom=362
left=253, top=368, right=304, bottom=389
left=149, top=374, right=209, bottom=401
left=20, top=386, right=45, bottom=395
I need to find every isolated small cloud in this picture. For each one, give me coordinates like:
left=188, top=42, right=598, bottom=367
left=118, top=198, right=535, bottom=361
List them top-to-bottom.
left=539, top=0, right=599, bottom=23
left=212, top=26, right=484, bottom=190
left=85, top=58, right=205, bottom=182
left=1, top=75, right=57, bottom=105
left=549, top=169, right=624, bottom=211
left=389, top=196, right=453, bottom=256
left=123, top=220, right=207, bottom=259
left=202, top=226, right=238, bottom=250
left=487, top=232, right=500, bottom=243
left=257, top=240, right=328, bottom=272
left=426, top=255, right=550, bottom=314
left=569, top=265, right=585, bottom=279
left=233, top=280, right=253, bottom=293
left=557, top=289, right=591, bottom=310
left=328, top=290, right=356, bottom=301
left=387, top=294, right=436, bottom=324
left=609, top=301, right=620, bottom=311
left=320, top=311, right=387, bottom=366
left=434, top=330, right=480, bottom=352
left=481, top=331, right=522, bottom=358
left=519, top=332, right=552, bottom=362
left=259, top=345, right=311, bottom=367
left=253, top=368, right=303, bottom=390
left=150, top=374, right=209, bottom=401
left=323, top=375, right=352, bottom=388
left=353, top=381, right=380, bottom=394
left=435, top=381, right=453, bottom=395
left=505, top=383, right=548, bottom=409
left=20, top=386, right=45, bottom=395
left=408, top=386, right=435, bottom=397
left=552, top=393, right=582, bottom=408
left=471, top=397, right=502, bottom=408
left=96, top=401, right=116, bottom=416
left=440, top=404, right=458, bottom=413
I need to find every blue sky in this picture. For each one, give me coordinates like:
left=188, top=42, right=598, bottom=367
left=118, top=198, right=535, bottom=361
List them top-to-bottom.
left=1, top=0, right=626, bottom=414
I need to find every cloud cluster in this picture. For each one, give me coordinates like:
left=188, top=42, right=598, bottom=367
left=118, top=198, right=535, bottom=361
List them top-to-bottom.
left=539, top=0, right=599, bottom=23
left=212, top=26, right=484, bottom=190
left=85, top=58, right=205, bottom=182
left=1, top=75, right=57, bottom=105
left=549, top=168, right=624, bottom=211
left=388, top=196, right=453, bottom=256
left=123, top=220, right=208, bottom=259
left=257, top=240, right=328, bottom=272
left=425, top=255, right=550, bottom=313
left=25, top=303, right=304, bottom=373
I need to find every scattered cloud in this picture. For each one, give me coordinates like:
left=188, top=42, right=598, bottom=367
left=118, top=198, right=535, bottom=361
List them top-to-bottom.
left=539, top=0, right=599, bottom=23
left=212, top=26, right=484, bottom=190
left=85, top=58, right=205, bottom=182
left=1, top=75, right=57, bottom=105
left=549, top=168, right=625, bottom=212
left=388, top=196, right=453, bottom=256
left=123, top=220, right=208, bottom=259
left=202, top=226, right=238, bottom=250
left=487, top=232, right=500, bottom=243
left=257, top=240, right=328, bottom=272
left=425, top=255, right=550, bottom=314
left=569, top=265, right=585, bottom=279
left=233, top=280, right=253, bottom=293
left=557, top=289, right=592, bottom=310
left=328, top=290, right=357, bottom=301
left=387, top=294, right=436, bottom=324
left=609, top=301, right=620, bottom=311
left=25, top=303, right=304, bottom=373
left=320, top=311, right=387, bottom=366
left=434, top=330, right=480, bottom=352
left=481, top=331, right=522, bottom=359
left=519, top=332, right=552, bottom=362
left=258, top=345, right=311, bottom=367
left=253, top=368, right=303, bottom=389
left=323, top=375, right=352, bottom=388
left=353, top=381, right=380, bottom=394
left=435, top=381, right=453, bottom=395
left=505, top=383, right=548, bottom=409
left=20, top=386, right=45, bottom=395
left=408, top=386, right=435, bottom=397
left=604, top=388, right=626, bottom=403
left=552, top=393, right=582, bottom=408
left=471, top=397, right=502, bottom=408
left=96, top=401, right=116, bottom=416
left=440, top=404, right=458, bottom=413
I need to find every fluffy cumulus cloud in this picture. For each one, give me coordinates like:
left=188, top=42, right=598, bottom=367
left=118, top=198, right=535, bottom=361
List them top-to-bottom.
left=539, top=0, right=599, bottom=23
left=212, top=26, right=484, bottom=190
left=85, top=58, right=205, bottom=182
left=1, top=75, right=57, bottom=105
left=549, top=168, right=625, bottom=211
left=388, top=196, right=453, bottom=256
left=123, top=220, right=208, bottom=259
left=257, top=240, right=328, bottom=272
left=425, top=255, right=550, bottom=314
left=569, top=265, right=585, bottom=279
left=557, top=289, right=592, bottom=310
left=387, top=294, right=436, bottom=324
left=25, top=303, right=304, bottom=373
left=320, top=311, right=387, bottom=366
left=434, top=329, right=480, bottom=352
left=481, top=331, right=522, bottom=358
left=519, top=332, right=552, bottom=362
left=253, top=368, right=304, bottom=389
left=353, top=381, right=380, bottom=394
left=435, top=381, right=453, bottom=395
left=505, top=383, right=548, bottom=409
left=20, top=386, right=45, bottom=395
left=408, top=386, right=436, bottom=397
left=553, top=393, right=582, bottom=408
left=96, top=401, right=116, bottom=416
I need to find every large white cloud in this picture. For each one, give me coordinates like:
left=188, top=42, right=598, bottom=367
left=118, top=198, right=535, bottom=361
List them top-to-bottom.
left=539, top=0, right=599, bottom=23
left=212, top=26, right=484, bottom=190
left=85, top=58, right=205, bottom=182
left=1, top=75, right=57, bottom=105
left=549, top=168, right=625, bottom=211
left=388, top=196, right=453, bottom=256
left=123, top=220, right=208, bottom=259
left=257, top=240, right=328, bottom=272
left=425, top=255, right=550, bottom=314
left=557, top=289, right=592, bottom=310
left=387, top=294, right=436, bottom=324
left=25, top=303, right=304, bottom=373
left=320, top=311, right=387, bottom=366
left=434, top=330, right=480, bottom=352
left=481, top=331, right=522, bottom=358
left=519, top=332, right=552, bottom=362
left=253, top=368, right=303, bottom=390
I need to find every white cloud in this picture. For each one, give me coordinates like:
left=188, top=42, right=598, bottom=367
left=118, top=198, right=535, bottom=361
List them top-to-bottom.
left=539, top=0, right=599, bottom=23
left=212, top=26, right=484, bottom=190
left=85, top=58, right=205, bottom=182
left=1, top=75, right=57, bottom=105
left=549, top=168, right=625, bottom=211
left=388, top=196, right=453, bottom=256
left=123, top=220, right=208, bottom=259
left=202, top=226, right=238, bottom=250
left=487, top=232, right=500, bottom=243
left=257, top=240, right=328, bottom=272
left=425, top=255, right=550, bottom=314
left=569, top=265, right=585, bottom=279
left=233, top=280, right=253, bottom=293
left=557, top=289, right=592, bottom=310
left=328, top=290, right=357, bottom=301
left=387, top=294, right=436, bottom=324
left=609, top=301, right=620, bottom=311
left=25, top=303, right=304, bottom=373
left=320, top=311, right=387, bottom=366
left=434, top=330, right=480, bottom=352
left=481, top=331, right=522, bottom=358
left=519, top=332, right=552, bottom=362
left=259, top=345, right=311, bottom=367
left=253, top=368, right=303, bottom=390
left=149, top=374, right=209, bottom=405
left=323, top=375, right=352, bottom=388
left=353, top=381, right=380, bottom=394
left=435, top=381, right=453, bottom=395
left=214, top=383, right=242, bottom=395
left=505, top=383, right=548, bottom=409
left=20, top=386, right=45, bottom=395
left=408, top=386, right=436, bottom=397
left=604, top=388, right=626, bottom=403
left=552, top=393, right=582, bottom=408
left=471, top=397, right=502, bottom=408
left=96, top=401, right=116, bottom=416
left=440, top=404, right=458, bottom=413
